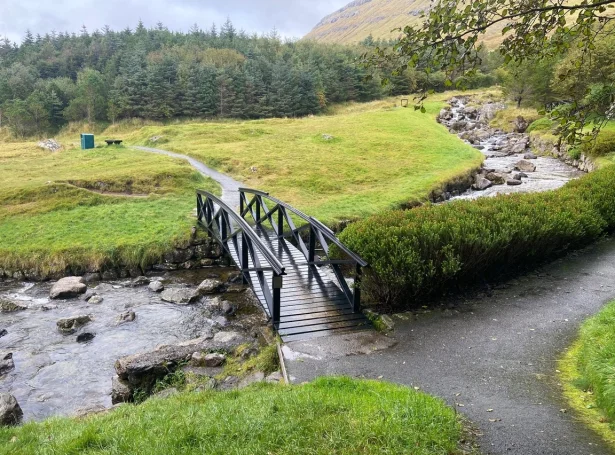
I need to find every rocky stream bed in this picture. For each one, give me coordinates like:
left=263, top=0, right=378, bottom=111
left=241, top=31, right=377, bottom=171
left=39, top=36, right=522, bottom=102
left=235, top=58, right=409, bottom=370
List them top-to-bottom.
left=437, top=97, right=586, bottom=200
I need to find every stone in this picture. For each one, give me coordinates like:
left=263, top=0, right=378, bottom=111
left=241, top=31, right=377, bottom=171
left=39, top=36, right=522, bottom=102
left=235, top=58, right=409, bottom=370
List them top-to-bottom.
left=513, top=116, right=529, bottom=133
left=322, top=134, right=334, bottom=141
left=37, top=139, right=62, bottom=152
left=523, top=152, right=537, bottom=160
left=515, top=160, right=537, bottom=173
left=484, top=172, right=506, bottom=185
left=512, top=172, right=528, bottom=181
left=472, top=176, right=493, bottom=191
left=506, top=179, right=523, bottom=186
left=163, top=248, right=194, bottom=264
left=50, top=276, right=87, bottom=300
left=131, top=276, right=150, bottom=287
left=196, top=279, right=224, bottom=295
left=149, top=281, right=164, bottom=293
left=226, top=284, right=247, bottom=294
left=160, top=288, right=198, bottom=305
left=83, top=290, right=97, bottom=301
left=88, top=295, right=104, bottom=305
left=0, top=299, right=26, bottom=313
left=222, top=301, right=235, bottom=315
left=117, top=311, right=136, bottom=324
left=57, top=315, right=92, bottom=334
left=379, top=315, right=395, bottom=331
left=210, top=316, right=229, bottom=328
left=0, top=329, right=6, bottom=338
left=76, top=333, right=96, bottom=343
left=0, top=353, right=14, bottom=375
left=203, top=353, right=226, bottom=367
left=266, top=371, right=285, bottom=383
left=238, top=372, right=265, bottom=389
left=111, top=375, right=133, bottom=404
left=193, top=378, right=217, bottom=392
left=154, top=388, right=179, bottom=399
left=0, top=393, right=23, bottom=426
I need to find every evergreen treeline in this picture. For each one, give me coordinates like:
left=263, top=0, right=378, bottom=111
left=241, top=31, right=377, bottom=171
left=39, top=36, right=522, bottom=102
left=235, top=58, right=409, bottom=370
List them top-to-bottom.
left=0, top=20, right=389, bottom=137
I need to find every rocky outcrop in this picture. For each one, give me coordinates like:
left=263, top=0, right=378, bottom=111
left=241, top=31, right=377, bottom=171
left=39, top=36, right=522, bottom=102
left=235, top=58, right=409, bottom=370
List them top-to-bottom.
left=530, top=134, right=596, bottom=173
left=37, top=139, right=62, bottom=152
left=50, top=277, right=87, bottom=299
left=57, top=315, right=92, bottom=334
left=114, top=331, right=248, bottom=399
left=0, top=393, right=23, bottom=426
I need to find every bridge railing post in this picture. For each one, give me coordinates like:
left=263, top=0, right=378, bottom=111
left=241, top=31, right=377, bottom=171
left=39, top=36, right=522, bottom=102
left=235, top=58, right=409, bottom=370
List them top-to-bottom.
left=277, top=207, right=284, bottom=238
left=308, top=226, right=316, bottom=263
left=241, top=234, right=249, bottom=285
left=353, top=264, right=362, bottom=313
left=272, top=273, right=282, bottom=326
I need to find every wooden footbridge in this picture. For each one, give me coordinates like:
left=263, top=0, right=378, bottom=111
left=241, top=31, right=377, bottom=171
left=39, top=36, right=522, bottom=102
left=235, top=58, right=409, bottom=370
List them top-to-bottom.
left=196, top=189, right=370, bottom=342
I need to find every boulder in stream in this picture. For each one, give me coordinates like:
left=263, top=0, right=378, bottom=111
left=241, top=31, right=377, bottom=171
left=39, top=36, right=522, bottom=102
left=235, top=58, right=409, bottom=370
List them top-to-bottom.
left=513, top=116, right=529, bottom=133
left=524, top=152, right=537, bottom=160
left=515, top=160, right=537, bottom=173
left=485, top=172, right=506, bottom=185
left=472, top=176, right=493, bottom=191
left=507, top=179, right=523, bottom=186
left=130, top=276, right=150, bottom=287
left=50, top=277, right=87, bottom=300
left=196, top=278, right=225, bottom=295
left=149, top=281, right=164, bottom=293
left=160, top=288, right=199, bottom=305
left=0, top=299, right=26, bottom=313
left=117, top=311, right=136, bottom=324
left=57, top=315, right=92, bottom=334
left=0, top=329, right=7, bottom=338
left=76, top=333, right=95, bottom=343
left=0, top=352, right=14, bottom=375
left=0, top=393, right=23, bottom=426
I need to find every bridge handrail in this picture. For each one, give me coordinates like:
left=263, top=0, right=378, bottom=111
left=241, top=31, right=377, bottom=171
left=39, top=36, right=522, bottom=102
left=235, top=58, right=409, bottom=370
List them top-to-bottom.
left=239, top=188, right=368, bottom=267
left=196, top=190, right=285, bottom=275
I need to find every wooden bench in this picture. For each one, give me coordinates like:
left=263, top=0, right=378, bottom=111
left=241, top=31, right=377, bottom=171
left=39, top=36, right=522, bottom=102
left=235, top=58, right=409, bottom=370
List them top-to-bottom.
left=105, top=140, right=123, bottom=146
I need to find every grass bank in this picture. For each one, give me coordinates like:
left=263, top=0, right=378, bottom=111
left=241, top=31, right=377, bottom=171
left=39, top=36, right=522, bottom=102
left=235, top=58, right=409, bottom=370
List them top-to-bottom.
left=117, top=96, right=483, bottom=224
left=0, top=142, right=218, bottom=277
left=560, top=300, right=615, bottom=450
left=0, top=377, right=469, bottom=455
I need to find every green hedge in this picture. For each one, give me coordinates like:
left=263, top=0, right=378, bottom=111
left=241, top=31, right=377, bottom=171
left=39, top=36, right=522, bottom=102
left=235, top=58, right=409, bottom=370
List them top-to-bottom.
left=582, top=130, right=615, bottom=158
left=340, top=166, right=615, bottom=306
left=576, top=300, right=615, bottom=423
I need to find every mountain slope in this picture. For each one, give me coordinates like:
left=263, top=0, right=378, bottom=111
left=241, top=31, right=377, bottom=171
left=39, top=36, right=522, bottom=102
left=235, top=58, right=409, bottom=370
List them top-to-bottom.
left=305, top=0, right=505, bottom=48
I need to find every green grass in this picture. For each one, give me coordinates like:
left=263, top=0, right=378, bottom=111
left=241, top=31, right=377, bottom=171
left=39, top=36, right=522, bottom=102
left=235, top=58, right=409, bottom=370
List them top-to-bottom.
left=118, top=96, right=483, bottom=224
left=490, top=106, right=542, bottom=133
left=0, top=141, right=218, bottom=276
left=560, top=300, right=615, bottom=450
left=0, top=377, right=468, bottom=455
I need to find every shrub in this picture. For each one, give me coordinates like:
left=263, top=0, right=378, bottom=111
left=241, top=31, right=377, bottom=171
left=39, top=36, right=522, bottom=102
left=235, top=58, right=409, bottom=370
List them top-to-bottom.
left=581, top=130, right=615, bottom=158
left=340, top=166, right=615, bottom=307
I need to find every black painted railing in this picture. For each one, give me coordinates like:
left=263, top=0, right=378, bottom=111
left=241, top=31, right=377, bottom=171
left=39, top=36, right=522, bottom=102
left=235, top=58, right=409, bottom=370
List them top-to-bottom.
left=239, top=188, right=367, bottom=312
left=196, top=190, right=285, bottom=323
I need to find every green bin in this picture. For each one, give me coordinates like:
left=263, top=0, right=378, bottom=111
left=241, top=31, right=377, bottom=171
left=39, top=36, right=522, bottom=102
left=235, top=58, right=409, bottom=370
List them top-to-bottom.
left=80, top=133, right=95, bottom=150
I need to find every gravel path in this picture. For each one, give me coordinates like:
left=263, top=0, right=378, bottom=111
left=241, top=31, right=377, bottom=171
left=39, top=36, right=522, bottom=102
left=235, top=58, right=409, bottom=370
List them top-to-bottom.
left=132, top=146, right=242, bottom=208
left=284, top=238, right=615, bottom=455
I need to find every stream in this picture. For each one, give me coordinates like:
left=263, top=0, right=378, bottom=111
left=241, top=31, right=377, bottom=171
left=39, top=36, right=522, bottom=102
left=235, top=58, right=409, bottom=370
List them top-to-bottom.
left=439, top=97, right=584, bottom=199
left=0, top=268, right=264, bottom=421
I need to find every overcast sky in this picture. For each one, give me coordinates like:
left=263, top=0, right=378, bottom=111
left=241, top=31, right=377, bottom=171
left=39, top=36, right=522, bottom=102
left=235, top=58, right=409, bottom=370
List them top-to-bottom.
left=0, top=0, right=349, bottom=44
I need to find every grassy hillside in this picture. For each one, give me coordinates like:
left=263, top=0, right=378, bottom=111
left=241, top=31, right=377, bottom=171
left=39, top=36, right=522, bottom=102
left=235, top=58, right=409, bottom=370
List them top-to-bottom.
left=305, top=0, right=506, bottom=47
left=0, top=94, right=483, bottom=275
left=120, top=96, right=483, bottom=224
left=0, top=141, right=218, bottom=277
left=0, top=378, right=469, bottom=455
